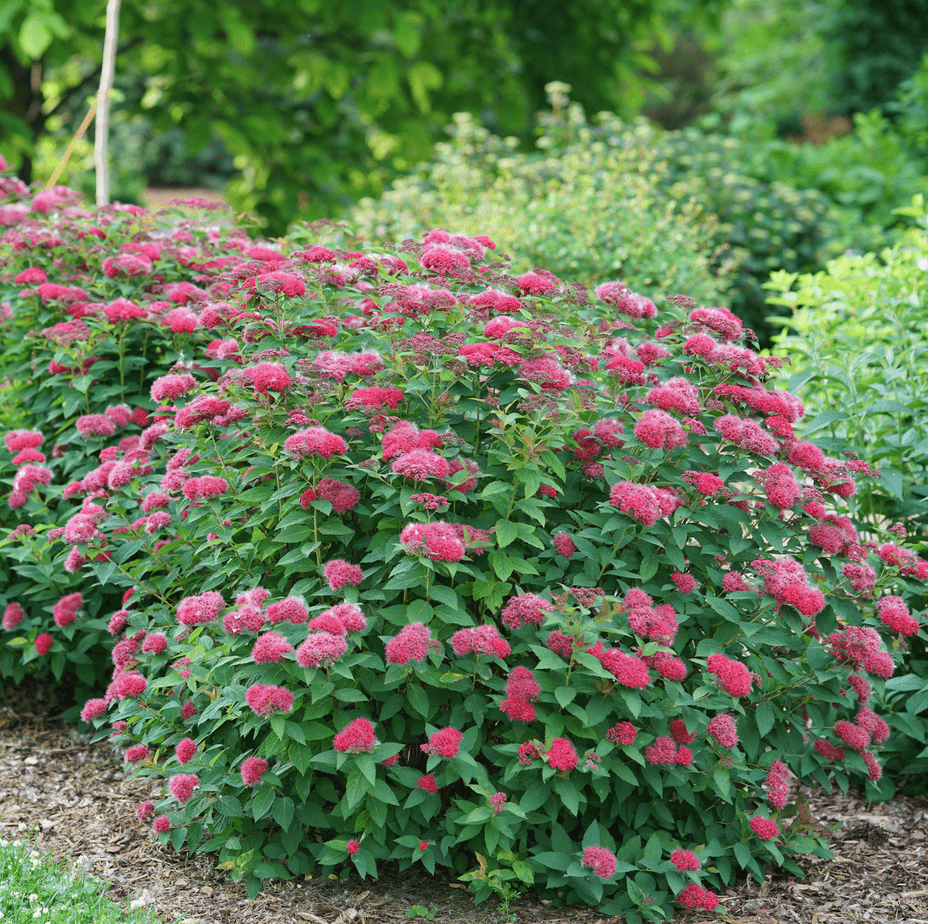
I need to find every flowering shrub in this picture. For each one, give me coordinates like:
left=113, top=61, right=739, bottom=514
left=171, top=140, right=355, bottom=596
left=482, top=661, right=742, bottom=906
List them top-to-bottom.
left=2, top=163, right=928, bottom=920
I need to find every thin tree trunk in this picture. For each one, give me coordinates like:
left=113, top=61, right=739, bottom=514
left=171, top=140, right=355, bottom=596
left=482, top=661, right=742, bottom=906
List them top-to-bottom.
left=95, top=0, right=122, bottom=206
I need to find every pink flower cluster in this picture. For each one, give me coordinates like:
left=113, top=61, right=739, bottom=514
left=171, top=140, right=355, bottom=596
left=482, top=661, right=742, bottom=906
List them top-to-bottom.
left=634, top=408, right=688, bottom=450
left=284, top=426, right=347, bottom=458
left=608, top=480, right=680, bottom=526
left=751, top=557, right=825, bottom=617
left=323, top=559, right=364, bottom=590
left=176, top=591, right=225, bottom=625
left=52, top=592, right=83, bottom=627
left=500, top=593, right=553, bottom=629
left=876, top=596, right=920, bottom=636
left=385, top=622, right=440, bottom=665
left=450, top=624, right=510, bottom=659
left=826, top=626, right=894, bottom=678
left=586, top=641, right=652, bottom=689
left=706, top=653, right=755, bottom=697
left=500, top=666, right=541, bottom=722
left=245, top=683, right=294, bottom=716
left=706, top=713, right=739, bottom=748
left=333, top=717, right=377, bottom=753
left=605, top=721, right=637, bottom=745
left=421, top=727, right=463, bottom=758
left=645, top=735, right=692, bottom=767
left=546, top=737, right=578, bottom=772
left=241, top=756, right=268, bottom=786
left=765, top=759, right=791, bottom=810
left=749, top=815, right=780, bottom=841
left=581, top=845, right=618, bottom=879
left=669, top=849, right=701, bottom=871
left=676, top=883, right=719, bottom=911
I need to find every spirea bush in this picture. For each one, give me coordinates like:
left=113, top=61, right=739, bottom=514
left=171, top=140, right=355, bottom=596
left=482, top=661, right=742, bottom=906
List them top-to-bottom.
left=2, top=162, right=928, bottom=921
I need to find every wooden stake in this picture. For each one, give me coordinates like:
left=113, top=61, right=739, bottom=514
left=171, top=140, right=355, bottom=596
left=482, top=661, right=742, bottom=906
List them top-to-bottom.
left=95, top=0, right=122, bottom=206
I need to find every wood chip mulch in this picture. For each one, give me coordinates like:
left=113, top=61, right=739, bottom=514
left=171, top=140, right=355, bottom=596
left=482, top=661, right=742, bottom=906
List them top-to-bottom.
left=1, top=683, right=926, bottom=924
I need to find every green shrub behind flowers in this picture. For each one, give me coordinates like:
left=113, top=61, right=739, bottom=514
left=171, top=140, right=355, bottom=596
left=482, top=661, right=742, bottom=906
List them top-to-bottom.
left=2, top=167, right=928, bottom=921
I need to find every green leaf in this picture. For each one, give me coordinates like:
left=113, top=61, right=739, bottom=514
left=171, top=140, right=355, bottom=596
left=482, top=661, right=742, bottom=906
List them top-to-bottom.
left=19, top=15, right=52, bottom=58
left=496, top=520, right=518, bottom=548
left=408, top=684, right=430, bottom=718
left=755, top=700, right=775, bottom=738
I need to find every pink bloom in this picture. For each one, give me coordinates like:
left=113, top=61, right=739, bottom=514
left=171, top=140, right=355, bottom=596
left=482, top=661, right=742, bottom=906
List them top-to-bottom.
left=254, top=271, right=306, bottom=298
left=242, top=362, right=292, bottom=394
left=150, top=373, right=197, bottom=404
left=634, top=408, right=688, bottom=450
left=76, top=414, right=116, bottom=438
left=283, top=426, right=347, bottom=458
left=4, top=429, right=43, bottom=452
left=391, top=449, right=450, bottom=482
left=182, top=475, right=228, bottom=500
left=608, top=481, right=660, bottom=526
left=552, top=532, right=576, bottom=558
left=323, top=559, right=363, bottom=590
left=672, top=571, right=696, bottom=594
left=176, top=591, right=225, bottom=625
left=500, top=593, right=553, bottom=630
left=876, top=595, right=920, bottom=636
left=266, top=597, right=309, bottom=624
left=2, top=601, right=25, bottom=630
left=385, top=622, right=439, bottom=665
left=450, top=624, right=510, bottom=659
left=251, top=631, right=294, bottom=664
left=295, top=631, right=348, bottom=668
left=35, top=632, right=53, bottom=655
left=141, top=632, right=167, bottom=655
left=706, top=653, right=755, bottom=697
left=245, top=683, right=294, bottom=716
left=80, top=698, right=107, bottom=722
left=707, top=714, right=739, bottom=748
left=333, top=717, right=377, bottom=753
left=606, top=721, right=637, bottom=745
left=422, top=727, right=463, bottom=758
left=645, top=736, right=677, bottom=765
left=546, top=737, right=578, bottom=772
left=175, top=738, right=197, bottom=764
left=125, top=744, right=150, bottom=762
left=241, top=756, right=269, bottom=785
left=765, top=759, right=791, bottom=810
left=169, top=773, right=199, bottom=804
left=418, top=773, right=439, bottom=793
left=489, top=792, right=507, bottom=813
left=136, top=801, right=154, bottom=822
left=152, top=815, right=171, bottom=834
left=749, top=816, right=780, bottom=840
left=347, top=839, right=360, bottom=855
left=581, top=845, right=618, bottom=879
left=670, top=849, right=701, bottom=871
left=677, top=883, right=719, bottom=911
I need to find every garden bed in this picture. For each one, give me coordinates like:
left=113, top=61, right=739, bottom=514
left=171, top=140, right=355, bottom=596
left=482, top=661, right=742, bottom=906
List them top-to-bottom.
left=1, top=685, right=926, bottom=924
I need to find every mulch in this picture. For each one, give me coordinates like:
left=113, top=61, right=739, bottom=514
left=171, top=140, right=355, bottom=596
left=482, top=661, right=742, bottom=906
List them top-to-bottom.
left=1, top=680, right=927, bottom=924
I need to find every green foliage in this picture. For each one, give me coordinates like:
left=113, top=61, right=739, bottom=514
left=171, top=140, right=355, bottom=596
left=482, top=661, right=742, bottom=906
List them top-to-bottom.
left=0, top=0, right=701, bottom=234
left=823, top=0, right=928, bottom=115
left=343, top=94, right=731, bottom=315
left=626, top=126, right=843, bottom=345
left=3, top=168, right=926, bottom=920
left=767, top=194, right=928, bottom=541
left=0, top=836, right=179, bottom=924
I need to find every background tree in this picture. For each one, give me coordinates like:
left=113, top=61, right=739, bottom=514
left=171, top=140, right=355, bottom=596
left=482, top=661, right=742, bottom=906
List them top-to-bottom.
left=0, top=0, right=718, bottom=232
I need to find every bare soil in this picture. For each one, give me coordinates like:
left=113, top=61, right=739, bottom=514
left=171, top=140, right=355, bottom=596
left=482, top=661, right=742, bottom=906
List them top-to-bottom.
left=1, top=681, right=926, bottom=924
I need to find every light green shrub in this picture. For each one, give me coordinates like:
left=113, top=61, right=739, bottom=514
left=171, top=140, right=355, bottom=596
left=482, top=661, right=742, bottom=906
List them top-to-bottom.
left=342, top=98, right=732, bottom=313
left=767, top=194, right=928, bottom=539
